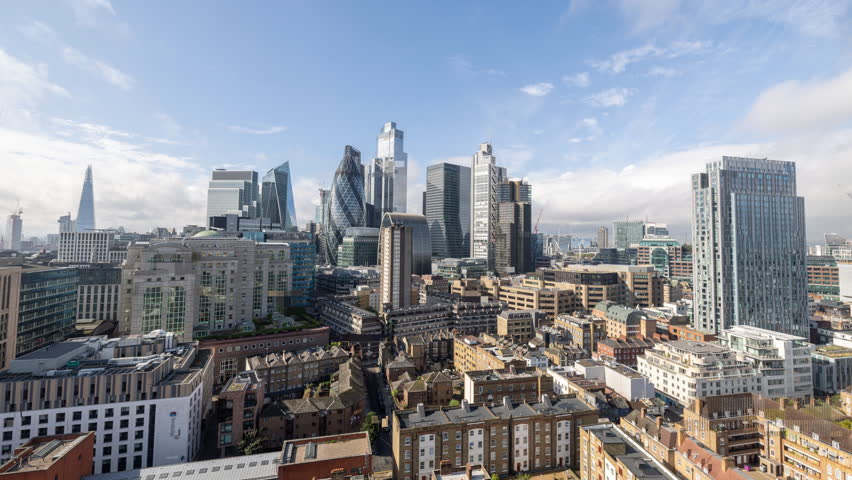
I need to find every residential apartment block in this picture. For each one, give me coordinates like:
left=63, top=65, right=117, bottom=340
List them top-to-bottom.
left=0, top=267, right=20, bottom=371
left=592, top=300, right=655, bottom=340
left=453, top=336, right=527, bottom=374
left=463, top=367, right=554, bottom=404
left=579, top=423, right=675, bottom=480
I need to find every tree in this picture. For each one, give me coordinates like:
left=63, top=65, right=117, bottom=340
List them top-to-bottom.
left=449, top=399, right=460, bottom=407
left=361, top=411, right=380, bottom=444
left=238, top=429, right=266, bottom=455
left=490, top=474, right=500, bottom=480
left=516, top=474, right=531, bottom=480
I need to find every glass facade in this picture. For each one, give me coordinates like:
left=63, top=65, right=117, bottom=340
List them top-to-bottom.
left=376, top=121, right=408, bottom=213
left=471, top=143, right=506, bottom=271
left=325, top=146, right=366, bottom=265
left=692, top=156, right=808, bottom=336
left=261, top=162, right=297, bottom=230
left=426, top=163, right=471, bottom=259
left=75, top=165, right=95, bottom=232
left=206, top=170, right=260, bottom=222
left=613, top=220, right=643, bottom=249
left=338, top=227, right=379, bottom=267
left=17, top=267, right=78, bottom=356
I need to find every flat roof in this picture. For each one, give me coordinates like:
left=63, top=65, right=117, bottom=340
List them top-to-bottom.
left=665, top=340, right=728, bottom=354
left=814, top=345, right=852, bottom=358
left=0, top=434, right=91, bottom=473
left=288, top=435, right=371, bottom=464
left=84, top=452, right=279, bottom=480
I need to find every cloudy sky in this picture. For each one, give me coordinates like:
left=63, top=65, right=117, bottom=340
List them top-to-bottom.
left=1, top=1, right=851, bottom=242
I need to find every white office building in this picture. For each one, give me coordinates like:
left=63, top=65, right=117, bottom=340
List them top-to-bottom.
left=470, top=143, right=506, bottom=271
left=58, top=231, right=113, bottom=264
left=718, top=325, right=814, bottom=398
left=637, top=340, right=762, bottom=406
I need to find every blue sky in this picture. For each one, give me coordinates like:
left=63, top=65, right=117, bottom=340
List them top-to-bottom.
left=1, top=1, right=852, bottom=241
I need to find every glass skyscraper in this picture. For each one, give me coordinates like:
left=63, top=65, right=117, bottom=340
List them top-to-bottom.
left=366, top=122, right=408, bottom=217
left=325, top=146, right=365, bottom=265
left=692, top=156, right=808, bottom=336
left=261, top=162, right=297, bottom=229
left=426, top=162, right=471, bottom=258
left=75, top=165, right=95, bottom=232
left=206, top=169, right=260, bottom=222
left=613, top=220, right=643, bottom=249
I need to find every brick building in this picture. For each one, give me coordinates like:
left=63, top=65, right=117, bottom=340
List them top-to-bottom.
left=453, top=336, right=527, bottom=374
left=595, top=338, right=657, bottom=368
left=246, top=345, right=349, bottom=396
left=463, top=367, right=553, bottom=404
left=215, top=371, right=264, bottom=455
left=277, top=432, right=372, bottom=480
left=0, top=433, right=94, bottom=480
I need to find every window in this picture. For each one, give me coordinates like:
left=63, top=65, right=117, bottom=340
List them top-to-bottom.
left=89, top=411, right=98, bottom=419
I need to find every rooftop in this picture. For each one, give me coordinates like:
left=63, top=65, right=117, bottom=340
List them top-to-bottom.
left=722, top=325, right=808, bottom=342
left=663, top=340, right=729, bottom=354
left=814, top=345, right=852, bottom=358
left=281, top=432, right=371, bottom=465
left=0, top=433, right=93, bottom=474
left=84, top=452, right=279, bottom=480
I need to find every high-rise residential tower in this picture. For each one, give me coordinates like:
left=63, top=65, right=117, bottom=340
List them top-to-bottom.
left=471, top=143, right=507, bottom=271
left=325, top=146, right=365, bottom=265
left=691, top=156, right=808, bottom=336
left=261, top=162, right=297, bottom=229
left=426, top=163, right=471, bottom=258
left=75, top=165, right=95, bottom=232
left=206, top=169, right=260, bottom=224
left=58, top=213, right=74, bottom=234
left=379, top=216, right=413, bottom=311
left=613, top=220, right=643, bottom=249
left=597, top=226, right=609, bottom=249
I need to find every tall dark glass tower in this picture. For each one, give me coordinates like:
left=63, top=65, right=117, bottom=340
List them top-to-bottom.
left=325, top=146, right=365, bottom=265
left=261, top=162, right=297, bottom=229
left=426, top=163, right=470, bottom=258
left=75, top=165, right=95, bottom=232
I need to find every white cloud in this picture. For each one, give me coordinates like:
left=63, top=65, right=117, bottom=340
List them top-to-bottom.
left=68, top=0, right=115, bottom=25
left=619, top=0, right=681, bottom=32
left=703, top=1, right=851, bottom=38
left=18, top=20, right=57, bottom=43
left=591, top=41, right=708, bottom=74
left=61, top=45, right=134, bottom=90
left=0, top=48, right=70, bottom=127
left=448, top=54, right=473, bottom=74
left=647, top=66, right=679, bottom=77
left=744, top=67, right=852, bottom=133
left=486, top=68, right=506, bottom=77
left=562, top=72, right=590, bottom=87
left=520, top=82, right=555, bottom=96
left=585, top=88, right=636, bottom=107
left=0, top=122, right=207, bottom=235
left=227, top=124, right=288, bottom=135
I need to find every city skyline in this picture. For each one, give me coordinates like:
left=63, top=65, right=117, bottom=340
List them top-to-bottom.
left=1, top=2, right=851, bottom=240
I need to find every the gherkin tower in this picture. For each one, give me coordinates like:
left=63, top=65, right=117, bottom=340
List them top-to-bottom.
left=324, top=146, right=365, bottom=264
left=75, top=165, right=95, bottom=232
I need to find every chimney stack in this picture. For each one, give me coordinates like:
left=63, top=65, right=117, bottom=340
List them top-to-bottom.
left=503, top=396, right=512, bottom=409
left=416, top=403, right=425, bottom=417
left=656, top=416, right=663, bottom=429
left=722, top=457, right=735, bottom=472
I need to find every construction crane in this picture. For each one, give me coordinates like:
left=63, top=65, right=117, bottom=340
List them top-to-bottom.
left=533, top=208, right=543, bottom=234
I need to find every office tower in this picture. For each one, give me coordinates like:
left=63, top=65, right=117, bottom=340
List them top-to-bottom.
left=376, top=121, right=408, bottom=213
left=471, top=143, right=507, bottom=271
left=324, top=146, right=366, bottom=265
left=692, top=156, right=808, bottom=336
left=261, top=162, right=297, bottom=230
left=426, top=163, right=471, bottom=258
left=75, top=165, right=95, bottom=232
left=206, top=169, right=260, bottom=225
left=497, top=179, right=532, bottom=203
left=495, top=201, right=532, bottom=275
left=4, top=213, right=22, bottom=251
left=58, top=213, right=74, bottom=234
left=381, top=213, right=431, bottom=275
left=379, top=217, right=413, bottom=312
left=613, top=220, right=643, bottom=249
left=643, top=222, right=669, bottom=238
left=597, top=226, right=609, bottom=249
left=338, top=227, right=380, bottom=267
left=57, top=231, right=113, bottom=263
left=12, top=264, right=78, bottom=356
left=76, top=265, right=121, bottom=323
left=0, top=266, right=20, bottom=371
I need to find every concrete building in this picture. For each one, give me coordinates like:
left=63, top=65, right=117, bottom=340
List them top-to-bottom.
left=470, top=143, right=506, bottom=271
left=692, top=157, right=808, bottom=336
left=206, top=169, right=259, bottom=223
left=4, top=214, right=22, bottom=252
left=380, top=217, right=413, bottom=312
left=596, top=226, right=608, bottom=249
left=57, top=232, right=113, bottom=264
left=119, top=236, right=292, bottom=339
left=808, top=255, right=841, bottom=299
left=435, top=258, right=488, bottom=279
left=15, top=264, right=78, bottom=357
left=534, top=264, right=664, bottom=309
left=0, top=267, right=20, bottom=371
left=497, top=284, right=579, bottom=319
left=318, top=298, right=381, bottom=336
left=382, top=303, right=453, bottom=337
left=496, top=310, right=543, bottom=344
left=553, top=315, right=606, bottom=353
left=718, top=325, right=814, bottom=399
left=0, top=333, right=212, bottom=474
left=637, top=341, right=762, bottom=406
left=811, top=345, right=852, bottom=394
left=463, top=367, right=553, bottom=404
left=682, top=394, right=761, bottom=465
left=393, top=396, right=598, bottom=479
left=579, top=423, right=677, bottom=480
left=0, top=432, right=95, bottom=480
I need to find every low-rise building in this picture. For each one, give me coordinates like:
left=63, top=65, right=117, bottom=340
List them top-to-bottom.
left=808, top=255, right=841, bottom=299
left=497, top=284, right=579, bottom=319
left=318, top=298, right=382, bottom=336
left=592, top=300, right=655, bottom=340
left=451, top=301, right=503, bottom=335
left=382, top=303, right=453, bottom=337
left=497, top=310, right=543, bottom=344
left=553, top=314, right=606, bottom=353
left=669, top=323, right=717, bottom=342
left=718, top=325, right=814, bottom=399
left=399, top=330, right=454, bottom=372
left=453, top=336, right=527, bottom=374
left=595, top=338, right=657, bottom=368
left=637, top=341, right=761, bottom=406
left=812, top=344, right=852, bottom=394
left=246, top=345, right=349, bottom=396
left=463, top=367, right=553, bottom=404
left=215, top=371, right=263, bottom=455
left=681, top=394, right=760, bottom=466
left=393, top=396, right=599, bottom=480
left=619, top=409, right=679, bottom=467
left=579, top=423, right=677, bottom=480
left=278, top=432, right=373, bottom=480
left=0, top=433, right=95, bottom=480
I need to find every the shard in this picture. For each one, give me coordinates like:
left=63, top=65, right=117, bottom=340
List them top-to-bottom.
left=324, top=146, right=365, bottom=264
left=75, top=165, right=95, bottom=232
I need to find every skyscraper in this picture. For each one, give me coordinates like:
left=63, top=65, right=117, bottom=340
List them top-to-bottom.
left=377, top=121, right=408, bottom=213
left=471, top=143, right=507, bottom=271
left=325, top=146, right=366, bottom=265
left=692, top=156, right=808, bottom=336
left=261, top=162, right=297, bottom=229
left=426, top=163, right=471, bottom=258
left=75, top=165, right=95, bottom=232
left=206, top=169, right=260, bottom=224
left=495, top=179, right=532, bottom=275
left=4, top=213, right=22, bottom=251
left=58, top=213, right=74, bottom=234
left=380, top=213, right=432, bottom=275
left=379, top=217, right=413, bottom=312
left=613, top=220, right=643, bottom=249
left=597, top=226, right=609, bottom=249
